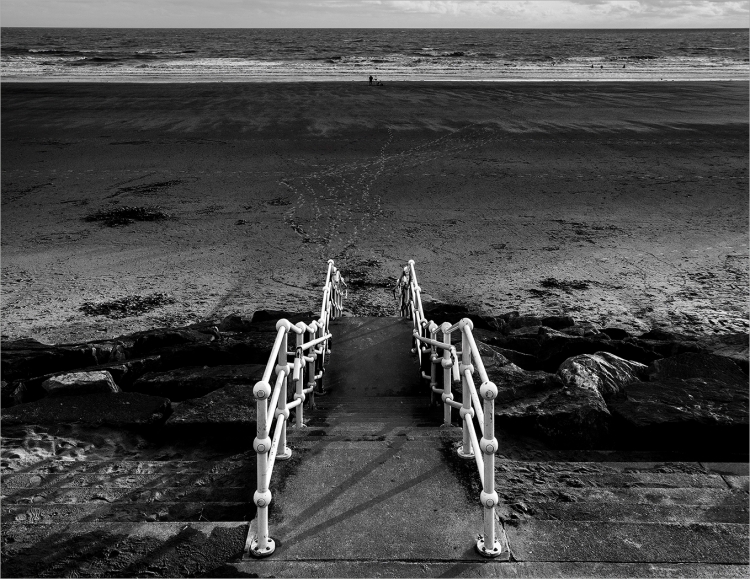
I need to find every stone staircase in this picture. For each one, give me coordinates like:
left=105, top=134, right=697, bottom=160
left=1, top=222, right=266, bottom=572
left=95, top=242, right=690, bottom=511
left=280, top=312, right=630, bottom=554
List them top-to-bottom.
left=1, top=316, right=747, bottom=577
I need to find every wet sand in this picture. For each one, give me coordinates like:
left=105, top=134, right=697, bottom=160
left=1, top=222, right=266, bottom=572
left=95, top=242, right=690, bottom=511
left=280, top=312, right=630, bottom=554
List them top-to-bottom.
left=1, top=81, right=748, bottom=343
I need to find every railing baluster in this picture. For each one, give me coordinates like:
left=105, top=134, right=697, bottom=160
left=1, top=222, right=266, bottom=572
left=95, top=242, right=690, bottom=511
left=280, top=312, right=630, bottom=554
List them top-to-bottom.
left=247, top=260, right=342, bottom=559
left=407, top=260, right=506, bottom=559
left=441, top=322, right=452, bottom=426
left=458, top=327, right=474, bottom=459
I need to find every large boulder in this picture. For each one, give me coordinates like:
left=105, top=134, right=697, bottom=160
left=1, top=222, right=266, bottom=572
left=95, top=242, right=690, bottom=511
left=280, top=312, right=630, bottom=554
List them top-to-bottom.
left=420, top=301, right=501, bottom=332
left=251, top=310, right=316, bottom=325
left=218, top=313, right=254, bottom=332
left=541, top=315, right=576, bottom=329
left=131, top=328, right=215, bottom=355
left=537, top=332, right=658, bottom=372
left=696, top=333, right=749, bottom=374
left=153, top=335, right=275, bottom=369
left=1, top=338, right=99, bottom=382
left=557, top=352, right=648, bottom=399
left=649, top=352, right=747, bottom=384
left=609, top=353, right=749, bottom=454
left=2, top=355, right=163, bottom=407
left=487, top=362, right=610, bottom=448
left=129, top=364, right=267, bottom=401
left=41, top=370, right=120, bottom=396
left=164, top=383, right=257, bottom=435
left=1, top=392, right=171, bottom=427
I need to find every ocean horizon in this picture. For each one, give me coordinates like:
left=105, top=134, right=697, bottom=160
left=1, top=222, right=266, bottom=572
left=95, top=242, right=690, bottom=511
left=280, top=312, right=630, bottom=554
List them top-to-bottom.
left=2, top=27, right=748, bottom=82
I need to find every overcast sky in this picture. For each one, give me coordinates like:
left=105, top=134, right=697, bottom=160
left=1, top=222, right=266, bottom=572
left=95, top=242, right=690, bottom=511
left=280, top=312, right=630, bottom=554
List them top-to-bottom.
left=3, top=0, right=748, bottom=28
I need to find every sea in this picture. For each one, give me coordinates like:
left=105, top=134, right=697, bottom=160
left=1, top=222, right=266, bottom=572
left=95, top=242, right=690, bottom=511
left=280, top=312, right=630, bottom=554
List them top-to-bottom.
left=2, top=28, right=748, bottom=82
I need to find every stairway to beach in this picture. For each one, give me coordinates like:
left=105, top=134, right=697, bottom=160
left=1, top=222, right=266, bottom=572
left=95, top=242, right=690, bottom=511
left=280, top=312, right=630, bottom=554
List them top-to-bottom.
left=1, top=317, right=748, bottom=577
left=231, top=317, right=749, bottom=577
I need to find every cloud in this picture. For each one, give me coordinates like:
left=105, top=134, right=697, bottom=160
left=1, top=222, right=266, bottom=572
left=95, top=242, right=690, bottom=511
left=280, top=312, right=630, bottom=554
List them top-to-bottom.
left=1, top=0, right=747, bottom=27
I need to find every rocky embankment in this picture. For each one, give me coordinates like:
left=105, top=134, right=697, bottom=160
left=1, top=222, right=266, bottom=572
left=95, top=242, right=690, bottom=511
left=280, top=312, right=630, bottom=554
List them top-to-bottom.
left=2, top=305, right=748, bottom=459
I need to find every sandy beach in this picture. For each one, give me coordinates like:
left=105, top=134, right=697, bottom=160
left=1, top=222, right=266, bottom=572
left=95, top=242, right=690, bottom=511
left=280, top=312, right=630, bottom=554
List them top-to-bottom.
left=2, top=81, right=747, bottom=343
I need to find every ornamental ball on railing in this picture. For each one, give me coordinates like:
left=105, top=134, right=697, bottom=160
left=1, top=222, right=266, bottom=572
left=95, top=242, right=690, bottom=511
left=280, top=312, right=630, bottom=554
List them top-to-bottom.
left=254, top=381, right=272, bottom=399
left=479, top=381, right=498, bottom=400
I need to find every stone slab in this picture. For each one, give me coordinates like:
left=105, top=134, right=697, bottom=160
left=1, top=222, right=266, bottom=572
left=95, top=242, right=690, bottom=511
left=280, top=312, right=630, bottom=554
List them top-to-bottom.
left=0, top=392, right=171, bottom=427
left=506, top=520, right=749, bottom=563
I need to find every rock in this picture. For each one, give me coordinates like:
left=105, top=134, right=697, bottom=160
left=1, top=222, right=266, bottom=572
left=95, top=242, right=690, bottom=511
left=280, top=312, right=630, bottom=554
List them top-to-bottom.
left=420, top=301, right=501, bottom=332
left=251, top=310, right=316, bottom=325
left=218, top=313, right=254, bottom=332
left=501, top=313, right=543, bottom=329
left=541, top=315, right=575, bottom=329
left=557, top=322, right=604, bottom=338
left=509, top=325, right=543, bottom=336
left=602, top=327, right=630, bottom=340
left=131, top=328, right=215, bottom=355
left=538, top=333, right=658, bottom=372
left=697, top=333, right=749, bottom=374
left=153, top=335, right=275, bottom=370
left=483, top=335, right=542, bottom=357
left=626, top=336, right=704, bottom=360
left=1, top=338, right=99, bottom=383
left=89, top=341, right=127, bottom=364
left=475, top=341, right=511, bottom=372
left=485, top=346, right=540, bottom=371
left=558, top=352, right=648, bottom=399
left=649, top=352, right=747, bottom=385
left=93, top=355, right=163, bottom=387
left=2, top=356, right=162, bottom=407
left=486, top=362, right=562, bottom=403
left=487, top=362, right=610, bottom=448
left=129, top=364, right=267, bottom=401
left=41, top=371, right=120, bottom=396
left=609, top=377, right=749, bottom=454
left=1, top=380, right=22, bottom=407
left=164, top=383, right=257, bottom=435
left=1, top=392, right=171, bottom=427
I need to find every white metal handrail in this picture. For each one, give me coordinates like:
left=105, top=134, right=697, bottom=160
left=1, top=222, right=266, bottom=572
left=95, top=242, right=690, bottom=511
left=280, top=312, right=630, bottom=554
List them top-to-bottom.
left=248, top=259, right=343, bottom=558
left=406, top=260, right=505, bottom=559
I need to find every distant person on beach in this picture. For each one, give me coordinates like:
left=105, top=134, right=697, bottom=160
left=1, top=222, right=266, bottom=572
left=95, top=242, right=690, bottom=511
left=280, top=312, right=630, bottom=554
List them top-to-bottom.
left=369, top=75, right=373, bottom=85
left=394, top=266, right=412, bottom=317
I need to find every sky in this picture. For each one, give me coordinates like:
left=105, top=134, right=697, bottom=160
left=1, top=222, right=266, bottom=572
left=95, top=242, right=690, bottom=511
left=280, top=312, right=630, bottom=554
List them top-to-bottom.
left=2, top=0, right=748, bottom=28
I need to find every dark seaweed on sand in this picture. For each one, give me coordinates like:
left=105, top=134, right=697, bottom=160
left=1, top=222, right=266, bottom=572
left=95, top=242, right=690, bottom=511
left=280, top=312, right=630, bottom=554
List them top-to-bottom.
left=85, top=205, right=171, bottom=227
left=540, top=277, right=591, bottom=291
left=80, top=293, right=176, bottom=318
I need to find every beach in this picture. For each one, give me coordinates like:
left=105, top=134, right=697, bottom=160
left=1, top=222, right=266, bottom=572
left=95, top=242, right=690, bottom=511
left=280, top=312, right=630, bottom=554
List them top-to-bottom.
left=2, top=81, right=748, bottom=343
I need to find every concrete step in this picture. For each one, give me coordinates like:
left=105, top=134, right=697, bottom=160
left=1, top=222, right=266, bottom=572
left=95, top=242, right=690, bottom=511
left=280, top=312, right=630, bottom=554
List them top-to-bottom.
left=2, top=470, right=249, bottom=491
left=2, top=485, right=250, bottom=505
left=3, top=501, right=252, bottom=524
left=526, top=502, right=749, bottom=524
left=1, top=521, right=248, bottom=578
left=224, top=560, right=750, bottom=578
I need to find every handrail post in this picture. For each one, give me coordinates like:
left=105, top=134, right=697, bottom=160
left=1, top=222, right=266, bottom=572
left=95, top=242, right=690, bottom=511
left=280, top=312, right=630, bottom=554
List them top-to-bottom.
left=441, top=322, right=452, bottom=426
left=294, top=323, right=306, bottom=428
left=430, top=324, right=438, bottom=405
left=306, top=326, right=317, bottom=404
left=458, top=326, right=474, bottom=459
left=277, top=330, right=291, bottom=460
left=250, top=378, right=274, bottom=557
left=477, top=379, right=502, bottom=557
